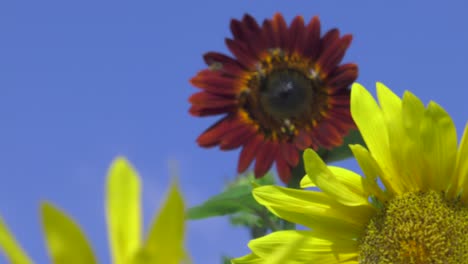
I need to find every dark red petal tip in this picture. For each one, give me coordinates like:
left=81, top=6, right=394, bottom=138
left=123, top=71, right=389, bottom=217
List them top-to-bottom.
left=289, top=16, right=306, bottom=54
left=238, top=134, right=264, bottom=173
left=254, top=141, right=279, bottom=178
left=276, top=157, right=292, bottom=183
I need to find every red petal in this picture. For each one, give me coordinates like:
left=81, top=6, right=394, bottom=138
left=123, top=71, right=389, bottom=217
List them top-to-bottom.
left=272, top=13, right=288, bottom=50
left=231, top=14, right=262, bottom=43
left=239, top=14, right=267, bottom=57
left=243, top=14, right=261, bottom=34
left=289, top=16, right=306, bottom=55
left=303, top=16, right=321, bottom=61
left=230, top=19, right=247, bottom=41
left=262, top=20, right=277, bottom=48
left=320, top=29, right=340, bottom=53
left=318, top=35, right=353, bottom=76
left=225, top=38, right=257, bottom=69
left=203, top=52, right=245, bottom=75
left=204, top=52, right=236, bottom=65
left=327, top=63, right=358, bottom=92
left=190, top=69, right=241, bottom=96
left=189, top=92, right=237, bottom=107
left=328, top=93, right=351, bottom=107
left=189, top=105, right=237, bottom=116
left=327, top=107, right=355, bottom=127
left=323, top=112, right=353, bottom=134
left=197, top=116, right=240, bottom=147
left=313, top=121, right=343, bottom=149
left=220, top=125, right=256, bottom=150
left=295, top=130, right=314, bottom=150
left=238, top=134, right=264, bottom=173
left=254, top=141, right=279, bottom=178
left=280, top=142, right=300, bottom=167
left=276, top=156, right=292, bottom=183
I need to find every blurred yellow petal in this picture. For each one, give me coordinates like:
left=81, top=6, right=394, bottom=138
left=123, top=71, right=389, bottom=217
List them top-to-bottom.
left=351, top=83, right=402, bottom=194
left=420, top=102, right=457, bottom=192
left=303, top=149, right=369, bottom=206
left=106, top=157, right=141, bottom=264
left=299, top=175, right=315, bottom=188
left=133, top=183, right=186, bottom=264
left=253, top=185, right=374, bottom=236
left=41, top=202, right=97, bottom=264
left=0, top=216, right=33, bottom=264
left=249, top=231, right=357, bottom=262
left=265, top=236, right=306, bottom=264
left=231, top=253, right=263, bottom=264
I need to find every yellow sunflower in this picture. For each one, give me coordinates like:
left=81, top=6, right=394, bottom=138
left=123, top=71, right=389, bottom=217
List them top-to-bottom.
left=232, top=82, right=468, bottom=263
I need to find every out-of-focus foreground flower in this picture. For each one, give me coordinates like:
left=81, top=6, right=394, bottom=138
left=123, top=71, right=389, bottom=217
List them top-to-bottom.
left=189, top=13, right=358, bottom=183
left=233, top=83, right=468, bottom=263
left=0, top=157, right=187, bottom=264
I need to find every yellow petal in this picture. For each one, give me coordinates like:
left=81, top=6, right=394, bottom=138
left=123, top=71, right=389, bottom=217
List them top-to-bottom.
left=351, top=83, right=402, bottom=194
left=377, top=83, right=417, bottom=191
left=400, top=91, right=427, bottom=190
left=402, top=91, right=425, bottom=139
left=420, top=101, right=457, bottom=192
left=456, top=123, right=468, bottom=201
left=457, top=123, right=468, bottom=183
left=349, top=144, right=389, bottom=201
left=303, top=149, right=370, bottom=206
left=106, top=157, right=141, bottom=264
left=328, top=166, right=368, bottom=197
left=299, top=175, right=316, bottom=188
left=133, top=183, right=186, bottom=264
left=253, top=185, right=374, bottom=236
left=41, top=202, right=97, bottom=264
left=0, top=216, right=34, bottom=264
left=248, top=231, right=358, bottom=262
left=265, top=236, right=307, bottom=264
left=231, top=253, right=262, bottom=264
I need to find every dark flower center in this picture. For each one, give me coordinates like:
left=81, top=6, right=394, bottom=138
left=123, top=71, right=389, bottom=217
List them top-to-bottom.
left=239, top=51, right=330, bottom=141
left=260, top=69, right=315, bottom=120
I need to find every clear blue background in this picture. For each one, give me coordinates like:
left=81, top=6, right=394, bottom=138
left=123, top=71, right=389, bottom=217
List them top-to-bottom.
left=0, top=1, right=467, bottom=263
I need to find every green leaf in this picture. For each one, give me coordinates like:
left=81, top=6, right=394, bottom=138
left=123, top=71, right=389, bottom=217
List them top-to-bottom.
left=318, top=129, right=365, bottom=163
left=106, top=157, right=141, bottom=264
left=187, top=173, right=275, bottom=220
left=131, top=183, right=186, bottom=264
left=187, top=185, right=256, bottom=220
left=40, top=202, right=97, bottom=264
left=229, top=213, right=261, bottom=227
left=0, top=216, right=34, bottom=264
left=222, top=255, right=232, bottom=264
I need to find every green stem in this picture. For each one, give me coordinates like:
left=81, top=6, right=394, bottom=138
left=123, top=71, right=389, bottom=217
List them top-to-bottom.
left=250, top=208, right=281, bottom=238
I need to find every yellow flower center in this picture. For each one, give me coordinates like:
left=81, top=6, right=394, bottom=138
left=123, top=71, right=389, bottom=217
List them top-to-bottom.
left=359, top=190, right=468, bottom=264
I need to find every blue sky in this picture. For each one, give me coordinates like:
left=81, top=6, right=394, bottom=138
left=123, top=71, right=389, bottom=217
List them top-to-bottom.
left=0, top=1, right=467, bottom=263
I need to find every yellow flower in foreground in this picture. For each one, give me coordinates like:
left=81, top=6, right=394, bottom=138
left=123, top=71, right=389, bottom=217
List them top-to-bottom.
left=233, top=82, right=468, bottom=263
left=0, top=157, right=187, bottom=264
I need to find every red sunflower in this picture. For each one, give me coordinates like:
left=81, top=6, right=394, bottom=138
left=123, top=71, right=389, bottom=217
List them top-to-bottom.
left=189, top=13, right=358, bottom=183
